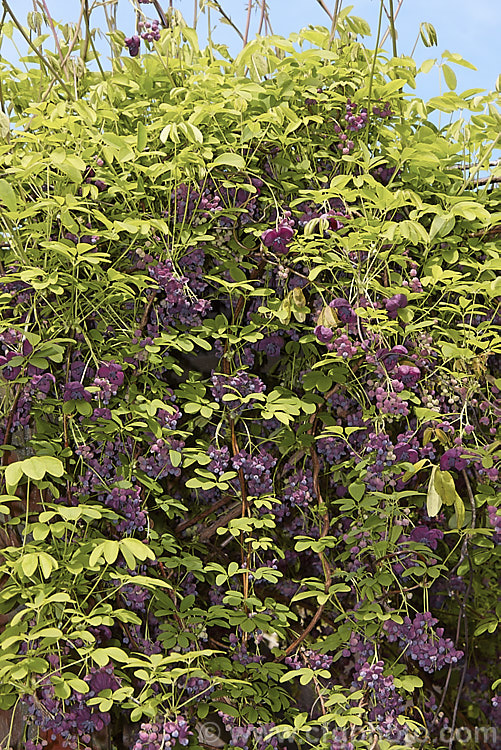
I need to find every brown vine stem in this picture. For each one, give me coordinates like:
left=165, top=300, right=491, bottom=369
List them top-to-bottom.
left=1, top=0, right=74, bottom=99
left=37, top=0, right=67, bottom=74
left=152, top=0, right=168, bottom=29
left=243, top=0, right=253, bottom=47
left=257, top=0, right=266, bottom=36
left=315, top=0, right=333, bottom=21
left=329, top=0, right=343, bottom=44
left=380, top=0, right=404, bottom=50
left=209, top=1, right=244, bottom=42
left=469, top=225, right=501, bottom=238
left=218, top=256, right=267, bottom=608
left=139, top=290, right=158, bottom=332
left=1, top=385, right=22, bottom=464
left=280, top=413, right=332, bottom=660
left=433, top=469, right=477, bottom=728
left=446, top=470, right=477, bottom=748
left=175, top=494, right=232, bottom=534
left=198, top=502, right=241, bottom=543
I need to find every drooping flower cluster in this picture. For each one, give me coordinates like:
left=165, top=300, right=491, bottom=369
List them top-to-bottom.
left=383, top=613, right=464, bottom=672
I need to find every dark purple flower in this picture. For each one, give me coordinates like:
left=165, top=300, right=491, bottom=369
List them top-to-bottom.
left=125, top=35, right=140, bottom=56
left=261, top=225, right=294, bottom=255
left=385, top=294, right=408, bottom=319
left=330, top=297, right=355, bottom=324
left=314, top=325, right=334, bottom=343
left=380, top=345, right=408, bottom=371
left=0, top=352, right=21, bottom=380
left=97, top=361, right=124, bottom=387
left=394, top=364, right=421, bottom=387
left=63, top=381, right=91, bottom=402
left=440, top=447, right=468, bottom=472
left=410, top=526, right=444, bottom=550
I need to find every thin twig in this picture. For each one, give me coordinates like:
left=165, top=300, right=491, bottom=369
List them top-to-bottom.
left=1, top=0, right=74, bottom=99
left=38, top=0, right=67, bottom=74
left=152, top=0, right=168, bottom=29
left=209, top=0, right=244, bottom=41
left=243, top=0, right=253, bottom=47
left=257, top=0, right=266, bottom=36
left=315, top=0, right=333, bottom=21
left=329, top=0, right=343, bottom=44
left=381, top=0, right=404, bottom=47
left=385, top=0, right=398, bottom=56
left=175, top=494, right=232, bottom=534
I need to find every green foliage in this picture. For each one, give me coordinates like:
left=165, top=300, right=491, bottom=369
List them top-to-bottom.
left=0, top=9, right=499, bottom=750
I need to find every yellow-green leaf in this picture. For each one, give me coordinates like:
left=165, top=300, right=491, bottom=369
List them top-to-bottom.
left=0, top=179, right=17, bottom=211
left=427, top=467, right=442, bottom=517
left=434, top=469, right=461, bottom=506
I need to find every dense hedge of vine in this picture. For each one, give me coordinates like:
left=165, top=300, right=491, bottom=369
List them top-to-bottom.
left=0, top=8, right=500, bottom=750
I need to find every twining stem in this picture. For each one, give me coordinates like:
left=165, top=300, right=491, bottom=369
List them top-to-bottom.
left=1, top=0, right=74, bottom=99
left=38, top=0, right=67, bottom=74
left=82, top=0, right=105, bottom=80
left=152, top=0, right=168, bottom=29
left=208, top=0, right=244, bottom=41
left=243, top=0, right=253, bottom=47
left=257, top=0, right=266, bottom=36
left=315, top=0, right=333, bottom=20
left=329, top=0, right=343, bottom=44
left=365, top=0, right=385, bottom=144
left=381, top=0, right=404, bottom=48
left=386, top=0, right=398, bottom=57
left=1, top=385, right=22, bottom=463
left=281, top=413, right=332, bottom=659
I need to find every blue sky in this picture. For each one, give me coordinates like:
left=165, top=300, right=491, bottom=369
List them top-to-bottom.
left=4, top=0, right=501, bottom=100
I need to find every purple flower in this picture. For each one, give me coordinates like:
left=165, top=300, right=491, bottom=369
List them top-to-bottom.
left=125, top=35, right=140, bottom=56
left=261, top=225, right=294, bottom=255
left=385, top=294, right=408, bottom=319
left=330, top=297, right=355, bottom=324
left=314, top=325, right=334, bottom=343
left=380, top=345, right=408, bottom=371
left=0, top=351, right=21, bottom=380
left=97, top=361, right=124, bottom=387
left=394, top=364, right=421, bottom=387
left=63, top=381, right=91, bottom=402
left=440, top=447, right=468, bottom=472
left=410, top=526, right=444, bottom=550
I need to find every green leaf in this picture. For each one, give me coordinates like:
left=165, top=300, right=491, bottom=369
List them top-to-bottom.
left=442, top=64, right=457, bottom=90
left=0, top=112, right=9, bottom=139
left=137, top=121, right=147, bottom=152
left=212, top=153, right=246, bottom=170
left=0, top=180, right=17, bottom=211
left=429, top=213, right=455, bottom=240
left=21, top=457, right=46, bottom=481
left=4, top=462, right=23, bottom=488
left=427, top=467, right=442, bottom=517
left=434, top=469, right=461, bottom=506
left=348, top=483, right=365, bottom=503
left=454, top=496, right=465, bottom=529
left=120, top=538, right=155, bottom=562
left=103, top=540, right=119, bottom=564
left=21, top=553, right=38, bottom=578
left=394, top=675, right=423, bottom=691
left=67, top=677, right=89, bottom=694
